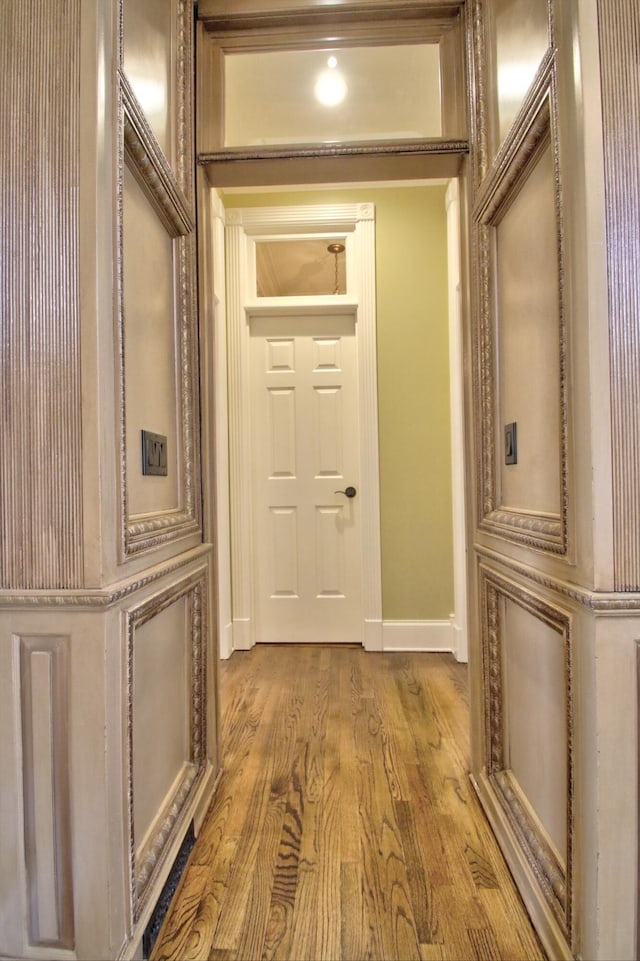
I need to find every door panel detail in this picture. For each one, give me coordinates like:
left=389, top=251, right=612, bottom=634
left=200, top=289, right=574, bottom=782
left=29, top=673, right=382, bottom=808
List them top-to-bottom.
left=267, top=337, right=295, bottom=371
left=313, top=337, right=341, bottom=370
left=314, top=387, right=343, bottom=477
left=268, top=388, right=297, bottom=478
left=315, top=506, right=345, bottom=597
left=268, top=508, right=299, bottom=597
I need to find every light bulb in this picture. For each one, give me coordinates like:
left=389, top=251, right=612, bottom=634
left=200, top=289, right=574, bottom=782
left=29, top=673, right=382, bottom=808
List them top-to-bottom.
left=314, top=70, right=347, bottom=106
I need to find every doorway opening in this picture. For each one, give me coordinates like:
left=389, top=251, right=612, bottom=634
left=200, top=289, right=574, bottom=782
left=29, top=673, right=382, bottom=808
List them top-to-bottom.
left=200, top=179, right=467, bottom=664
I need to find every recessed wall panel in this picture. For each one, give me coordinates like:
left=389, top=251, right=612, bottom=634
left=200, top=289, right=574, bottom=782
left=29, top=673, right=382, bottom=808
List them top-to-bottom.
left=122, top=0, right=174, bottom=158
left=493, top=0, right=550, bottom=145
left=496, top=140, right=561, bottom=517
left=123, top=165, right=179, bottom=516
left=480, top=564, right=573, bottom=942
left=132, top=597, right=189, bottom=850
left=503, top=597, right=568, bottom=857
left=19, top=635, right=74, bottom=950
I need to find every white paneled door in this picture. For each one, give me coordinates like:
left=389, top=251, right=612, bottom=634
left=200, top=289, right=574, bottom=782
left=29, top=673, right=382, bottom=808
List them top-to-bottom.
left=250, top=311, right=362, bottom=644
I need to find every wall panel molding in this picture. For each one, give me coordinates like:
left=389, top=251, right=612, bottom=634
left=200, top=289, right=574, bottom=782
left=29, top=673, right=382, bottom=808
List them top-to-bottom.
left=0, top=0, right=84, bottom=590
left=116, top=0, right=201, bottom=561
left=596, top=0, right=640, bottom=590
left=121, top=75, right=194, bottom=238
left=472, top=77, right=569, bottom=555
left=474, top=543, right=640, bottom=612
left=0, top=546, right=212, bottom=610
left=479, top=563, right=574, bottom=948
left=125, top=566, right=209, bottom=922
left=18, top=634, right=74, bottom=949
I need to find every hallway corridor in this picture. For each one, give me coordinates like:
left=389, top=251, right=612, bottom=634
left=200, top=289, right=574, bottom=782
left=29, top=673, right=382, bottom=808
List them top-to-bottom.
left=151, top=647, right=544, bottom=961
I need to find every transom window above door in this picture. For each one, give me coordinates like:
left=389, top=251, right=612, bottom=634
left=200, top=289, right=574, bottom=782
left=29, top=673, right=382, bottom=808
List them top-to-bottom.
left=196, top=3, right=467, bottom=184
left=224, top=44, right=442, bottom=147
left=255, top=237, right=347, bottom=297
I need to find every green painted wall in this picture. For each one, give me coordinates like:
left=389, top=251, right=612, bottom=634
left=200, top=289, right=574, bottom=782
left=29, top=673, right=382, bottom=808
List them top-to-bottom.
left=223, top=185, right=454, bottom=620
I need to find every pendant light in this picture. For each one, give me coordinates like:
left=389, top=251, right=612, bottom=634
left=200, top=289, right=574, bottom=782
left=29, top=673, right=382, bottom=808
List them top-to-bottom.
left=327, top=242, right=345, bottom=294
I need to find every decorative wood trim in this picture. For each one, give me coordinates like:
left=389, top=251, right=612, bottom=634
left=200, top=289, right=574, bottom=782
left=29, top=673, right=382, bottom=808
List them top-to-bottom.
left=0, top=0, right=84, bottom=591
left=116, top=0, right=202, bottom=560
left=176, top=0, right=196, bottom=203
left=196, top=0, right=467, bottom=154
left=198, top=0, right=464, bottom=35
left=466, top=0, right=489, bottom=189
left=597, top=0, right=640, bottom=591
left=202, top=20, right=459, bottom=50
left=473, top=56, right=555, bottom=221
left=121, top=74, right=194, bottom=238
left=472, top=77, right=569, bottom=555
left=200, top=138, right=468, bottom=167
left=446, top=179, right=468, bottom=663
left=225, top=202, right=374, bottom=229
left=356, top=213, right=384, bottom=650
left=226, top=222, right=253, bottom=640
left=0, top=546, right=213, bottom=610
left=479, top=564, right=574, bottom=947
left=125, top=567, right=209, bottom=922
left=18, top=635, right=74, bottom=949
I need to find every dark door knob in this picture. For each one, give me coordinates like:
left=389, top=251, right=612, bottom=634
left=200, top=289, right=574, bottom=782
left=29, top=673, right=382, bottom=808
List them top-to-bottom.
left=335, top=486, right=357, bottom=498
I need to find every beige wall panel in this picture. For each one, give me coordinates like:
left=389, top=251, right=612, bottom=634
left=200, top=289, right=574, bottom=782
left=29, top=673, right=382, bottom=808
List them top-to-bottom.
left=122, top=0, right=174, bottom=159
left=491, top=0, right=550, bottom=146
left=496, top=140, right=561, bottom=517
left=123, top=164, right=180, bottom=517
left=478, top=562, right=573, bottom=951
left=132, top=597, right=189, bottom=848
left=503, top=598, right=567, bottom=858
left=0, top=611, right=120, bottom=959
left=593, top=619, right=640, bottom=961
left=19, top=636, right=74, bottom=950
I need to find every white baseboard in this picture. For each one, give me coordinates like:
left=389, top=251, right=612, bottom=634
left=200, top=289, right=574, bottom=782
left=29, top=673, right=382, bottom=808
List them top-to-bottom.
left=221, top=618, right=461, bottom=657
left=232, top=618, right=252, bottom=651
left=363, top=619, right=383, bottom=652
left=382, top=619, right=455, bottom=653
left=451, top=620, right=468, bottom=663
left=218, top=621, right=234, bottom=660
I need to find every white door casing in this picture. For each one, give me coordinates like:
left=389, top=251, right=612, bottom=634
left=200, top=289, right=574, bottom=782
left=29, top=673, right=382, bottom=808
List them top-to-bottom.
left=226, top=203, right=382, bottom=651
left=251, top=311, right=361, bottom=644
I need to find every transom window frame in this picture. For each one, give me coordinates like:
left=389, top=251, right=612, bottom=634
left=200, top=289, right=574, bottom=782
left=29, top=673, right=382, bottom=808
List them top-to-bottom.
left=195, top=1, right=468, bottom=186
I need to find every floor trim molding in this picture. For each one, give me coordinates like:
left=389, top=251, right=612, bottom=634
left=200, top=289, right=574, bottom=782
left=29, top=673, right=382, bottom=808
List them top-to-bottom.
left=382, top=619, right=455, bottom=653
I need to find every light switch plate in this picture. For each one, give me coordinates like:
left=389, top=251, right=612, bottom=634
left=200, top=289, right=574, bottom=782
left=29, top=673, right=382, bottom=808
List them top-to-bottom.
left=504, top=422, right=517, bottom=465
left=141, top=430, right=168, bottom=476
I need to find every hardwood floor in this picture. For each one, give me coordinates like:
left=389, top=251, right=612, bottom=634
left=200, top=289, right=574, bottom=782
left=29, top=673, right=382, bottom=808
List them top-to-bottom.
left=151, top=646, right=545, bottom=961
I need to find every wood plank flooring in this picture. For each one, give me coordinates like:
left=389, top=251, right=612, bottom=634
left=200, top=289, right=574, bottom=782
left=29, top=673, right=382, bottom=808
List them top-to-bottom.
left=151, top=646, right=545, bottom=961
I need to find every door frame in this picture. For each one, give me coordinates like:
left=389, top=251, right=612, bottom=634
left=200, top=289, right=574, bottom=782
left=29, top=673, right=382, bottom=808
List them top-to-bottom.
left=225, top=202, right=382, bottom=652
